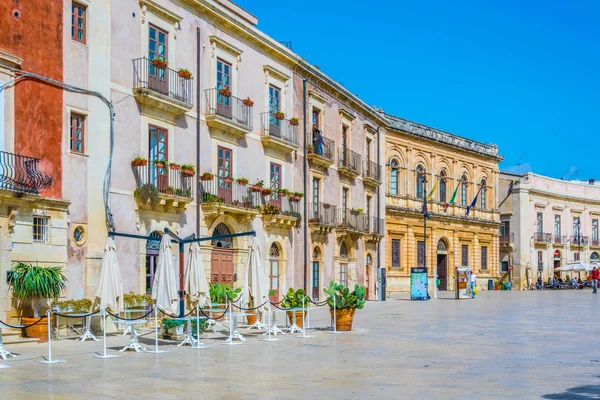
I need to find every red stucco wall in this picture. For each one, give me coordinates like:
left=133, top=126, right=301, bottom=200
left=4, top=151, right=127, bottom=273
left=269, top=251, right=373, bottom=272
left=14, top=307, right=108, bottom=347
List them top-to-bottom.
left=0, top=0, right=63, bottom=199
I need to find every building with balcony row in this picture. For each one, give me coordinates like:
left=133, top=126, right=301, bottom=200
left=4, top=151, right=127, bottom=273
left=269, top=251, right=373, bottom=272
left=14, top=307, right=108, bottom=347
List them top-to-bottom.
left=498, top=172, right=600, bottom=289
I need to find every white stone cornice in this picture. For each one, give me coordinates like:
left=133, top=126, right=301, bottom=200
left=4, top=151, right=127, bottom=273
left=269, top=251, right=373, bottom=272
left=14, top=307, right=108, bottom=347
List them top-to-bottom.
left=139, top=0, right=183, bottom=23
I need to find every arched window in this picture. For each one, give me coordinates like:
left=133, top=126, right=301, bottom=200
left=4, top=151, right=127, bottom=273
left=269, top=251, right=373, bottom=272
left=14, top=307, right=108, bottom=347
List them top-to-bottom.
left=389, top=159, right=399, bottom=195
left=416, top=165, right=424, bottom=199
left=439, top=170, right=447, bottom=203
left=461, top=174, right=468, bottom=207
left=480, top=179, right=487, bottom=209
left=211, top=223, right=233, bottom=248
left=437, top=240, right=447, bottom=252
left=339, top=242, right=348, bottom=287
left=269, top=243, right=281, bottom=301
left=312, top=247, right=320, bottom=300
left=591, top=252, right=599, bottom=262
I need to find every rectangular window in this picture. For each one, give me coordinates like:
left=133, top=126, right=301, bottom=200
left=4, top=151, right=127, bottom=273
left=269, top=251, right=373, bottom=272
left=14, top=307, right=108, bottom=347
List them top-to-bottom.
left=71, top=2, right=86, bottom=44
left=149, top=24, right=168, bottom=61
left=269, top=85, right=281, bottom=115
left=312, top=109, right=320, bottom=129
left=70, top=113, right=85, bottom=153
left=149, top=126, right=168, bottom=187
left=341, top=126, right=348, bottom=150
left=365, top=138, right=371, bottom=163
left=217, top=147, right=232, bottom=180
left=269, top=162, right=281, bottom=192
left=390, top=168, right=398, bottom=196
left=312, top=178, right=320, bottom=218
left=461, top=180, right=468, bottom=207
left=342, top=188, right=348, bottom=214
left=366, top=196, right=372, bottom=231
left=536, top=212, right=543, bottom=235
left=554, top=215, right=561, bottom=238
left=33, top=216, right=50, bottom=243
left=574, top=216, right=581, bottom=237
left=593, top=219, right=598, bottom=241
left=500, top=220, right=510, bottom=237
left=391, top=239, right=400, bottom=268
left=417, top=241, right=425, bottom=267
left=461, top=244, right=469, bottom=266
left=481, top=246, right=488, bottom=270
left=537, top=250, right=543, bottom=267
left=574, top=252, right=580, bottom=261
left=312, top=261, right=319, bottom=298
left=501, top=261, right=509, bottom=272
left=340, top=264, right=348, bottom=287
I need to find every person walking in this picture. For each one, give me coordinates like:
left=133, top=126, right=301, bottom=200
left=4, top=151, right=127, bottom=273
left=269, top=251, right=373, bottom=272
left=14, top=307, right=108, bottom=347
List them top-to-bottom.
left=591, top=267, right=599, bottom=294
left=470, top=271, right=477, bottom=298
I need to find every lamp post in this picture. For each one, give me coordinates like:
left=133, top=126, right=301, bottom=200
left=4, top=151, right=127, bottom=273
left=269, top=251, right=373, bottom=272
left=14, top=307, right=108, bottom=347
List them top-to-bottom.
left=421, top=171, right=433, bottom=299
left=576, top=217, right=582, bottom=262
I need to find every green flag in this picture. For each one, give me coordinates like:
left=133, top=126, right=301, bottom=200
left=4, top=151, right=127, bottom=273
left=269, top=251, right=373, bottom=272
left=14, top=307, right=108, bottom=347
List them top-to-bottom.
left=445, top=185, right=460, bottom=211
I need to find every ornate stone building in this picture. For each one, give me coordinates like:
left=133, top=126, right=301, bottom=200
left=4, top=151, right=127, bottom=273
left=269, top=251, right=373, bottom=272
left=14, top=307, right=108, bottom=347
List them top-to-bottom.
left=384, top=113, right=502, bottom=292
left=498, top=172, right=600, bottom=289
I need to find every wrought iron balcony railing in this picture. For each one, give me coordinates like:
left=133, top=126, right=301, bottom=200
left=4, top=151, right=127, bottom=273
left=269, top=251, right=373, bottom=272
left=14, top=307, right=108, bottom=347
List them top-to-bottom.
left=132, top=57, right=193, bottom=105
left=205, top=88, right=253, bottom=129
left=260, top=113, right=298, bottom=145
left=307, top=134, right=335, bottom=161
left=338, top=148, right=361, bottom=174
left=0, top=151, right=52, bottom=194
left=363, top=160, right=381, bottom=182
left=132, top=162, right=193, bottom=198
left=198, top=178, right=262, bottom=209
left=308, top=202, right=336, bottom=225
left=336, top=208, right=367, bottom=232
left=367, top=217, right=385, bottom=236
left=500, top=232, right=514, bottom=243
left=534, top=233, right=552, bottom=243
left=553, top=235, right=567, bottom=245
left=570, top=235, right=589, bottom=246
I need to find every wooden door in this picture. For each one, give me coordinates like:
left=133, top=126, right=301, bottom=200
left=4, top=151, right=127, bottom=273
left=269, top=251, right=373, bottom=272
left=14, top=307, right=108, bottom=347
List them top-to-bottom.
left=268, top=85, right=281, bottom=137
left=149, top=126, right=168, bottom=191
left=217, top=147, right=232, bottom=203
left=269, top=243, right=280, bottom=302
left=211, top=248, right=234, bottom=284
left=437, top=254, right=448, bottom=291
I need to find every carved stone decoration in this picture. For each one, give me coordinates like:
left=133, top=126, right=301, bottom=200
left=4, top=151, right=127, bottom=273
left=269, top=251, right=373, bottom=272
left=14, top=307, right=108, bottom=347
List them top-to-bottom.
left=140, top=4, right=148, bottom=24
left=8, top=208, right=17, bottom=233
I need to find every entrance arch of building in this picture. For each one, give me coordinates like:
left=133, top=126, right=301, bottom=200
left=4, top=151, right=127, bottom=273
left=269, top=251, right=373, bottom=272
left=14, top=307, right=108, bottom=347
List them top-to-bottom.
left=210, top=222, right=235, bottom=284
left=436, top=237, right=450, bottom=291
left=268, top=242, right=283, bottom=302
left=311, top=245, right=324, bottom=300
left=366, top=252, right=373, bottom=299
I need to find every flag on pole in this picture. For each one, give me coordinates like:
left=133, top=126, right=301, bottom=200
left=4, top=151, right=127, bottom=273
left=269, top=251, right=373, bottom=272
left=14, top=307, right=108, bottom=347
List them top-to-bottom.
left=426, top=180, right=438, bottom=201
left=444, top=184, right=460, bottom=212
left=466, top=185, right=484, bottom=216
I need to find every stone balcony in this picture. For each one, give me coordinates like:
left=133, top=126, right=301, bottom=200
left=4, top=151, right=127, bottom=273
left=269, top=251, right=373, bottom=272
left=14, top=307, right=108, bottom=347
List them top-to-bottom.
left=204, top=88, right=253, bottom=140
left=260, top=113, right=299, bottom=155
left=307, top=134, right=335, bottom=171
left=337, top=148, right=361, bottom=180
left=132, top=161, right=194, bottom=213
left=198, top=178, right=260, bottom=225
left=386, top=194, right=499, bottom=223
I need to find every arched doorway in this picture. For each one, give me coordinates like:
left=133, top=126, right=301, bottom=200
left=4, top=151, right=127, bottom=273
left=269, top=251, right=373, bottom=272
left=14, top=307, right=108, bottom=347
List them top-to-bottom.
left=211, top=223, right=234, bottom=284
left=145, top=231, right=162, bottom=293
left=437, top=239, right=449, bottom=291
left=339, top=241, right=349, bottom=287
left=269, top=243, right=281, bottom=302
left=312, top=247, right=321, bottom=300
left=553, top=250, right=562, bottom=276
left=366, top=253, right=372, bottom=299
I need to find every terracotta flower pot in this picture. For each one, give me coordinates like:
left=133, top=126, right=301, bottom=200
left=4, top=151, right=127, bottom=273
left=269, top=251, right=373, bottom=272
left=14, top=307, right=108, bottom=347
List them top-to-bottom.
left=178, top=70, right=192, bottom=79
left=219, top=88, right=231, bottom=96
left=275, top=112, right=285, bottom=120
left=290, top=119, right=299, bottom=126
left=154, top=162, right=166, bottom=169
left=170, top=164, right=180, bottom=170
left=182, top=169, right=195, bottom=177
left=224, top=177, right=233, bottom=184
left=251, top=185, right=263, bottom=192
left=329, top=308, right=356, bottom=331
left=286, top=310, right=307, bottom=328
left=246, top=311, right=262, bottom=325
left=22, top=316, right=52, bottom=343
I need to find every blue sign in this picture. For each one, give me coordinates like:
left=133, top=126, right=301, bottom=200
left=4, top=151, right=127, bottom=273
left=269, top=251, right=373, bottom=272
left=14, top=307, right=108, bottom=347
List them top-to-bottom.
left=410, top=267, right=429, bottom=301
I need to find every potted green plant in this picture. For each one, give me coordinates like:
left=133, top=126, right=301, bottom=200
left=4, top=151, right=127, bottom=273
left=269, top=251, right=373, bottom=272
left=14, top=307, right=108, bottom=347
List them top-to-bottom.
left=151, top=57, right=168, bottom=69
left=177, top=68, right=192, bottom=79
left=219, top=87, right=231, bottom=97
left=242, top=97, right=254, bottom=106
left=275, top=111, right=285, bottom=120
left=289, top=117, right=299, bottom=126
left=131, top=157, right=147, bottom=167
left=153, top=159, right=166, bottom=169
left=169, top=163, right=181, bottom=171
left=180, top=164, right=195, bottom=177
left=200, top=172, right=214, bottom=181
left=224, top=176, right=234, bottom=184
left=236, top=177, right=248, bottom=186
left=251, top=180, right=264, bottom=192
left=134, top=183, right=159, bottom=209
left=165, top=185, right=174, bottom=195
left=185, top=188, right=192, bottom=197
left=261, top=188, right=274, bottom=196
left=278, top=188, right=289, bottom=196
left=293, top=192, right=303, bottom=201
left=261, top=203, right=280, bottom=215
left=356, top=208, right=364, bottom=215
left=7, top=263, right=67, bottom=342
left=323, top=281, right=366, bottom=331
left=209, top=283, right=241, bottom=319
left=280, top=288, right=310, bottom=328
left=123, top=292, right=152, bottom=309
left=162, top=318, right=185, bottom=336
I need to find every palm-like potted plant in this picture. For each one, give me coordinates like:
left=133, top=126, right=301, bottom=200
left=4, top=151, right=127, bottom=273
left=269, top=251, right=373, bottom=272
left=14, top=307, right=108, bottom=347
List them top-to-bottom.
left=7, top=263, right=67, bottom=342
left=323, top=281, right=366, bottom=331
left=280, top=288, right=310, bottom=328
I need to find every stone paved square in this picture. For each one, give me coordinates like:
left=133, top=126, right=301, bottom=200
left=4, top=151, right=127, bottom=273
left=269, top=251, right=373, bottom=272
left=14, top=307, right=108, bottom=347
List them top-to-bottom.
left=1, top=290, right=599, bottom=399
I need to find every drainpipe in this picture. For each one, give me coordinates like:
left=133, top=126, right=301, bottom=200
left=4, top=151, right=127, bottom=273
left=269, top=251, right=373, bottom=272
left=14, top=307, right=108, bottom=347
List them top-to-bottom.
left=196, top=28, right=201, bottom=235
left=303, top=79, right=308, bottom=291
left=377, top=126, right=382, bottom=300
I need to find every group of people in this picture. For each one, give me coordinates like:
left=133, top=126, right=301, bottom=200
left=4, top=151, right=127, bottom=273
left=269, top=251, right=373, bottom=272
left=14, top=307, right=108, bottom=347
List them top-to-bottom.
left=535, top=266, right=600, bottom=292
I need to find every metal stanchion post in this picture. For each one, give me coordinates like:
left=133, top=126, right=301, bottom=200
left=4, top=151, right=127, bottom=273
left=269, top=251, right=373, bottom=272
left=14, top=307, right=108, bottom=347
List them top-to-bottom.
left=328, top=295, right=339, bottom=335
left=296, top=296, right=312, bottom=338
left=261, top=302, right=279, bottom=342
left=191, top=303, right=212, bottom=349
left=146, top=306, right=166, bottom=354
left=95, top=309, right=120, bottom=359
left=39, top=310, right=65, bottom=364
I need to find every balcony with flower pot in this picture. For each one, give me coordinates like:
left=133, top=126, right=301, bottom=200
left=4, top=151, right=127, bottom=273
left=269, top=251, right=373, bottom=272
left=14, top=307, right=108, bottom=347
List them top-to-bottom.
left=132, top=57, right=194, bottom=119
left=204, top=88, right=253, bottom=140
left=260, top=112, right=299, bottom=155
left=306, top=132, right=335, bottom=171
left=338, top=148, right=361, bottom=180
left=131, top=159, right=194, bottom=213
left=362, top=159, right=382, bottom=189
left=198, top=176, right=261, bottom=225
left=260, top=196, right=300, bottom=230
left=308, top=202, right=336, bottom=235
left=335, top=208, right=367, bottom=239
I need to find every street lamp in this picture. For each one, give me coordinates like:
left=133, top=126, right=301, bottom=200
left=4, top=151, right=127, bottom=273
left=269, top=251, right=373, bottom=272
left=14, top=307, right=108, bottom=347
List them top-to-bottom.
left=421, top=171, right=433, bottom=298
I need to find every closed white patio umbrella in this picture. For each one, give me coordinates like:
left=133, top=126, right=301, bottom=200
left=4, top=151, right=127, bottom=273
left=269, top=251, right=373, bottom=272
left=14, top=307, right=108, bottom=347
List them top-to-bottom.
left=152, top=234, right=178, bottom=315
left=95, top=237, right=124, bottom=312
left=242, top=237, right=269, bottom=325
left=185, top=242, right=210, bottom=308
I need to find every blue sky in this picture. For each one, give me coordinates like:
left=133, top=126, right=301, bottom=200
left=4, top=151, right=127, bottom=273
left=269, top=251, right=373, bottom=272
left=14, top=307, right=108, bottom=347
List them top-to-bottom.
left=236, top=0, right=599, bottom=180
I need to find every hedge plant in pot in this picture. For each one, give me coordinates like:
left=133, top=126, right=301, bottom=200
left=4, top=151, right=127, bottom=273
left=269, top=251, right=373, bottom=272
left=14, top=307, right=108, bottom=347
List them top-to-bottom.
left=7, top=262, right=67, bottom=342
left=323, top=281, right=366, bottom=331
left=280, top=288, right=310, bottom=328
